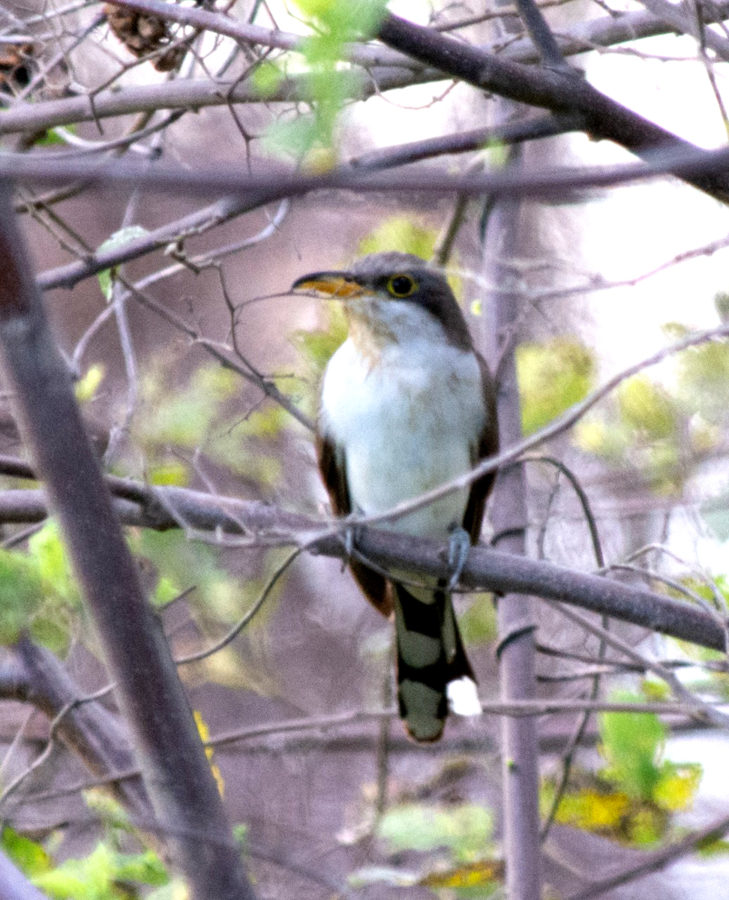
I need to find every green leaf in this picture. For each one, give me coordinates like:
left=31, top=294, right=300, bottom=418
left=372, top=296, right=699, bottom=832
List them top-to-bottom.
left=262, top=0, right=386, bottom=158
left=293, top=0, right=387, bottom=39
left=251, top=60, right=283, bottom=98
left=263, top=115, right=323, bottom=161
left=358, top=217, right=438, bottom=261
left=96, top=225, right=149, bottom=300
left=517, top=338, right=595, bottom=434
left=676, top=338, right=729, bottom=423
left=74, top=364, right=105, bottom=403
left=617, top=376, right=677, bottom=440
left=573, top=416, right=630, bottom=460
left=148, top=462, right=189, bottom=486
left=28, top=521, right=78, bottom=604
left=0, top=522, right=79, bottom=650
left=0, top=550, right=45, bottom=644
left=458, top=594, right=497, bottom=645
left=599, top=695, right=665, bottom=801
left=653, top=762, right=702, bottom=811
left=543, top=780, right=630, bottom=832
left=378, top=803, right=493, bottom=862
left=1, top=827, right=52, bottom=877
left=697, top=837, right=729, bottom=856
left=32, top=843, right=168, bottom=898
left=420, top=858, right=504, bottom=895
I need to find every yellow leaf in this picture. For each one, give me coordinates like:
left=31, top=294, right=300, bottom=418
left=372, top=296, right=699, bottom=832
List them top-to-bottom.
left=74, top=364, right=105, bottom=403
left=193, top=710, right=225, bottom=798
left=654, top=765, right=702, bottom=812
left=553, top=788, right=629, bottom=830
left=420, top=858, right=504, bottom=889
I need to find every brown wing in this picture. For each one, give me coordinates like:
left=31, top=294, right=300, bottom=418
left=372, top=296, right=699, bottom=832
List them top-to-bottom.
left=461, top=352, right=499, bottom=544
left=316, top=431, right=394, bottom=616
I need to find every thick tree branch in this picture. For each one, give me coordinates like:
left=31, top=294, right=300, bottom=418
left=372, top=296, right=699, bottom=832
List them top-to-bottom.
left=513, top=0, right=570, bottom=68
left=2, top=5, right=728, bottom=139
left=377, top=12, right=729, bottom=202
left=482, top=135, right=542, bottom=897
left=2, top=142, right=728, bottom=210
left=0, top=183, right=255, bottom=899
left=0, top=477, right=723, bottom=654
left=3, top=637, right=151, bottom=819
left=0, top=851, right=49, bottom=900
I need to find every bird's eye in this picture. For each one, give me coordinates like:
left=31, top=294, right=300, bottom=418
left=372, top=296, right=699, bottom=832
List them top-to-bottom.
left=386, top=274, right=417, bottom=298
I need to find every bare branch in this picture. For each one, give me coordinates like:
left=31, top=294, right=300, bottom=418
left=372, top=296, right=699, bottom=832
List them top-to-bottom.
left=95, top=0, right=410, bottom=66
left=513, top=0, right=571, bottom=68
left=639, top=0, right=729, bottom=60
left=376, top=11, right=729, bottom=202
left=348, top=112, right=582, bottom=169
left=1, top=139, right=728, bottom=215
left=0, top=183, right=255, bottom=899
left=37, top=194, right=255, bottom=291
left=0, top=476, right=723, bottom=653
left=543, top=599, right=729, bottom=726
left=1, top=637, right=150, bottom=818
left=564, top=811, right=729, bottom=899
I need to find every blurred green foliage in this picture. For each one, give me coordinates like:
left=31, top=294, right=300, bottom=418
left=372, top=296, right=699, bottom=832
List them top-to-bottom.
left=262, top=0, right=387, bottom=161
left=357, top=217, right=437, bottom=261
left=96, top=225, right=149, bottom=301
left=575, top=318, right=729, bottom=495
left=516, top=337, right=595, bottom=434
left=133, top=357, right=286, bottom=488
left=0, top=522, right=79, bottom=652
left=131, top=527, right=282, bottom=695
left=458, top=594, right=498, bottom=646
left=542, top=692, right=701, bottom=846
left=350, top=802, right=501, bottom=897
left=378, top=803, right=493, bottom=861
left=2, top=823, right=169, bottom=900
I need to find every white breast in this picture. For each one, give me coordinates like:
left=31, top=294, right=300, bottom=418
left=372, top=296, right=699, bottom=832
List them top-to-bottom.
left=320, top=337, right=487, bottom=539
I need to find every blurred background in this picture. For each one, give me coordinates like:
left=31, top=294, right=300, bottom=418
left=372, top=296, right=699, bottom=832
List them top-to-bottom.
left=2, top=0, right=729, bottom=896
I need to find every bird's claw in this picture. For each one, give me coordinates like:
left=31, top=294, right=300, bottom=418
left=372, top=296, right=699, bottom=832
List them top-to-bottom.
left=341, top=513, right=364, bottom=571
left=447, top=525, right=471, bottom=591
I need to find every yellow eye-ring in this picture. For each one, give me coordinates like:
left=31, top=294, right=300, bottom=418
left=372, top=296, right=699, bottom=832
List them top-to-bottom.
left=386, top=273, right=417, bottom=298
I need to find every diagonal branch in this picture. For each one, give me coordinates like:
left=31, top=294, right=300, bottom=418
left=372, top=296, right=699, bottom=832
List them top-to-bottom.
left=513, top=0, right=570, bottom=68
left=639, top=0, right=729, bottom=60
left=0, top=5, right=727, bottom=139
left=376, top=11, right=729, bottom=203
left=0, top=182, right=256, bottom=899
left=0, top=477, right=724, bottom=654
left=3, top=637, right=151, bottom=818
left=0, top=850, right=49, bottom=900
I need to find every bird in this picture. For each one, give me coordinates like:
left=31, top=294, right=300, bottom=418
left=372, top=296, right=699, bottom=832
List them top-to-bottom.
left=291, top=252, right=499, bottom=742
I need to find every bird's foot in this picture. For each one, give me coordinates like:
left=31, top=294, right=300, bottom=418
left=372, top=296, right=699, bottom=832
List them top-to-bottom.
left=341, top=512, right=364, bottom=571
left=446, top=525, right=471, bottom=591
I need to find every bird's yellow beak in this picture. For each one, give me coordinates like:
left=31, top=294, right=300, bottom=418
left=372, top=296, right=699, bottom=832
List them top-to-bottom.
left=291, top=271, right=365, bottom=298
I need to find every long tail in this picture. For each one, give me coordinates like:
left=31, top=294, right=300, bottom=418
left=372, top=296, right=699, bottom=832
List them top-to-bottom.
left=393, top=583, right=480, bottom=742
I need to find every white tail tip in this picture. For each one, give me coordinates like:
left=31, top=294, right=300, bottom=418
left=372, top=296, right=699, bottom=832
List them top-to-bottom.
left=447, top=677, right=482, bottom=717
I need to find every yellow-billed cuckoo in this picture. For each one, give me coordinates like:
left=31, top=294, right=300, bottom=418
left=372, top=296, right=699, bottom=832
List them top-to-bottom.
left=292, top=252, right=499, bottom=742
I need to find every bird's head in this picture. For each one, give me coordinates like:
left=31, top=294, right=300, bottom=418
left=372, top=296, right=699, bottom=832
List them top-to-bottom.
left=291, top=252, right=473, bottom=354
